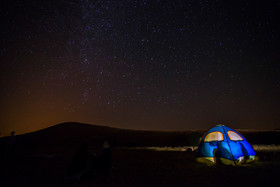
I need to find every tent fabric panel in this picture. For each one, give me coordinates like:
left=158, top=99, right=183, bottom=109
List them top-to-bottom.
left=206, top=125, right=224, bottom=134
left=228, top=141, right=245, bottom=160
left=239, top=141, right=256, bottom=156
left=197, top=142, right=216, bottom=157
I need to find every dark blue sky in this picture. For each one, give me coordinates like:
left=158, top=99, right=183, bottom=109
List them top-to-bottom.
left=1, top=0, right=280, bottom=134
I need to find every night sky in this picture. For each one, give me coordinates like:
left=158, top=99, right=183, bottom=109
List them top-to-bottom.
left=1, top=0, right=280, bottom=134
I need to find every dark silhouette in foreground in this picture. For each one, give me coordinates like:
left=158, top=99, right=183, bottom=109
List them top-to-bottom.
left=66, top=141, right=113, bottom=183
left=88, top=141, right=112, bottom=177
left=98, top=141, right=112, bottom=176
left=66, top=142, right=89, bottom=181
left=89, top=153, right=98, bottom=176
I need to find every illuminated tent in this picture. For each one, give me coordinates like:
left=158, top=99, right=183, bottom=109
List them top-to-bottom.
left=196, top=125, right=256, bottom=165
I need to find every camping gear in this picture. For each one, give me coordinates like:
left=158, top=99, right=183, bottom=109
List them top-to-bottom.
left=196, top=125, right=256, bottom=165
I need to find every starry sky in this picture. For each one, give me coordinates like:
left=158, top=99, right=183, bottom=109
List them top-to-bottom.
left=1, top=0, right=280, bottom=134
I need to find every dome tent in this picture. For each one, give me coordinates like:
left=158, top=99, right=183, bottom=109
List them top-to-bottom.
left=196, top=125, right=256, bottom=165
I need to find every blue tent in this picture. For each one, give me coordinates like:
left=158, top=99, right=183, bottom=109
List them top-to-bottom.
left=196, top=125, right=256, bottom=165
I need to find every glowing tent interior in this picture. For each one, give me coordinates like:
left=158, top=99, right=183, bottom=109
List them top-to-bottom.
left=196, top=125, right=256, bottom=165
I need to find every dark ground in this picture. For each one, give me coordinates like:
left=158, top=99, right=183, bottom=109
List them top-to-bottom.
left=0, top=123, right=279, bottom=186
left=1, top=145, right=280, bottom=186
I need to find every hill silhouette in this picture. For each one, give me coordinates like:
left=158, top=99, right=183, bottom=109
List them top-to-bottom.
left=2, top=122, right=279, bottom=148
left=15, top=122, right=202, bottom=147
left=17, top=122, right=121, bottom=146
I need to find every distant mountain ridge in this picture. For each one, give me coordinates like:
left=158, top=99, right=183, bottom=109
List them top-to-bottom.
left=2, top=122, right=279, bottom=147
left=14, top=122, right=202, bottom=147
left=18, top=122, right=122, bottom=146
